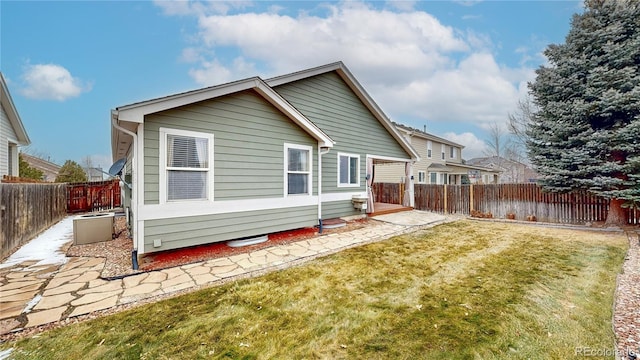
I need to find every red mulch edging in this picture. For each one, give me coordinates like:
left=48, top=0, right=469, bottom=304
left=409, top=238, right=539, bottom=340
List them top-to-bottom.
left=140, top=227, right=319, bottom=271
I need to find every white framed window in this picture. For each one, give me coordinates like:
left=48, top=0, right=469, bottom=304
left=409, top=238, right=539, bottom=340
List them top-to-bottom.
left=159, top=128, right=214, bottom=203
left=427, top=141, right=432, bottom=158
left=285, top=143, right=312, bottom=196
left=441, top=144, right=446, bottom=160
left=450, top=146, right=457, bottom=159
left=338, top=153, right=360, bottom=187
left=418, top=171, right=426, bottom=184
left=430, top=172, right=437, bottom=184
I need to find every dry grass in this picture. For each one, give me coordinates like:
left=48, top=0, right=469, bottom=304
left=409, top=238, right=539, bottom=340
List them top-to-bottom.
left=1, top=220, right=627, bottom=359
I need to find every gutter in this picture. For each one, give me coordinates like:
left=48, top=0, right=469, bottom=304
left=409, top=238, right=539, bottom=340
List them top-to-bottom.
left=111, top=112, right=139, bottom=270
left=318, top=145, right=331, bottom=233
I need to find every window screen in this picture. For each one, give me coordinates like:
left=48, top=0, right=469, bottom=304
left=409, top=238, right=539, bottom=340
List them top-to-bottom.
left=166, top=134, right=209, bottom=200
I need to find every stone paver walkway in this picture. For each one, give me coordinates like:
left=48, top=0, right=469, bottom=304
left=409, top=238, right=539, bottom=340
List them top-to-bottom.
left=0, top=211, right=449, bottom=336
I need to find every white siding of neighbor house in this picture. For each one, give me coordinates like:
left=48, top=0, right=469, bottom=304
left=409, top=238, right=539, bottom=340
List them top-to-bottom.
left=1, top=102, right=18, bottom=177
left=375, top=135, right=462, bottom=184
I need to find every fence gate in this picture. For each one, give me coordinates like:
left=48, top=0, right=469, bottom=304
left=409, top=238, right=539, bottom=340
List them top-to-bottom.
left=66, top=179, right=122, bottom=213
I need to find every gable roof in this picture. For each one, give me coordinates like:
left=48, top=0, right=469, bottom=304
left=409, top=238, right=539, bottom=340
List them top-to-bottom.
left=266, top=62, right=419, bottom=161
left=0, top=72, right=31, bottom=145
left=112, top=76, right=335, bottom=160
left=394, top=122, right=464, bottom=149
left=20, top=153, right=61, bottom=173
left=467, top=156, right=526, bottom=168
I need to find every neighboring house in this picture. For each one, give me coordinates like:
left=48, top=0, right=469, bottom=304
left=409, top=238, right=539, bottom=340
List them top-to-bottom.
left=111, top=62, right=419, bottom=256
left=1, top=72, right=31, bottom=177
left=375, top=123, right=499, bottom=185
left=20, top=153, right=61, bottom=182
left=467, top=156, right=538, bottom=183
left=85, top=167, right=105, bottom=182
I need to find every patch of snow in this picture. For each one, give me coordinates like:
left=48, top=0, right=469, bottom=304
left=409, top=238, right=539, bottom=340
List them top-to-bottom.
left=0, top=217, right=74, bottom=269
left=22, top=294, right=42, bottom=314
left=0, top=348, right=13, bottom=360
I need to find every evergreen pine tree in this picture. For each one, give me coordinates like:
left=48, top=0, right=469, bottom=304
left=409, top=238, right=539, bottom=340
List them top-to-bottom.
left=528, top=0, right=640, bottom=225
left=18, top=153, right=45, bottom=180
left=56, top=160, right=88, bottom=183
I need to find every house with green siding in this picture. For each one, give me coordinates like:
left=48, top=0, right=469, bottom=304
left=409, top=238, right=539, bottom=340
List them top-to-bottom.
left=111, top=62, right=419, bottom=258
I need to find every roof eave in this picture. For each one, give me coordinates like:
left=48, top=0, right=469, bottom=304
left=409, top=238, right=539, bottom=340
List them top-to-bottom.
left=266, top=62, right=419, bottom=161
left=0, top=73, right=31, bottom=145
left=111, top=77, right=335, bottom=160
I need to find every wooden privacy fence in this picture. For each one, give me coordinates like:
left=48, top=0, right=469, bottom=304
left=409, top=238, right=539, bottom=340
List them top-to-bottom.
left=66, top=179, right=122, bottom=213
left=372, top=182, right=405, bottom=205
left=376, top=182, right=639, bottom=225
left=0, top=183, right=67, bottom=259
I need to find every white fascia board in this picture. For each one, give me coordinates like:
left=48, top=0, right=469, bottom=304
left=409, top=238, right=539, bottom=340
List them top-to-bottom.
left=265, top=62, right=343, bottom=87
left=266, top=62, right=419, bottom=161
left=335, top=67, right=420, bottom=162
left=0, top=73, right=30, bottom=145
left=112, top=77, right=334, bottom=151
left=115, top=78, right=263, bottom=123
left=400, top=127, right=465, bottom=149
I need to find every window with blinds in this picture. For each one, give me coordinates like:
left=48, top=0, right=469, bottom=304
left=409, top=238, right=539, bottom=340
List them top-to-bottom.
left=161, top=129, right=213, bottom=202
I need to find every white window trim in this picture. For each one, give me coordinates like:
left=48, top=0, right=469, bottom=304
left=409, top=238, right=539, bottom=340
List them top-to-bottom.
left=159, top=127, right=214, bottom=204
left=427, top=140, right=432, bottom=159
left=284, top=143, right=313, bottom=197
left=441, top=144, right=446, bottom=160
left=450, top=146, right=457, bottom=159
left=337, top=152, right=360, bottom=188
left=417, top=171, right=426, bottom=184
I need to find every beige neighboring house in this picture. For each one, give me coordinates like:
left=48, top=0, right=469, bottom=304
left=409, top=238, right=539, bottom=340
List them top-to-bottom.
left=1, top=72, right=31, bottom=177
left=375, top=123, right=500, bottom=185
left=20, top=153, right=61, bottom=182
left=466, top=156, right=538, bottom=184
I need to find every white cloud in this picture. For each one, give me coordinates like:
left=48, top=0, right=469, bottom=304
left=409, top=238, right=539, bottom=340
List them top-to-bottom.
left=154, top=0, right=253, bottom=16
left=158, top=1, right=537, bottom=132
left=385, top=1, right=417, bottom=12
left=179, top=47, right=203, bottom=63
left=375, top=52, right=520, bottom=126
left=188, top=57, right=257, bottom=86
left=20, top=64, right=90, bottom=101
left=442, top=131, right=487, bottom=160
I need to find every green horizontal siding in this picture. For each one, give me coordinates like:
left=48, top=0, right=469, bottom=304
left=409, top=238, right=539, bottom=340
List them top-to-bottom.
left=276, top=71, right=411, bottom=220
left=143, top=89, right=317, bottom=204
left=321, top=200, right=360, bottom=220
left=143, top=206, right=318, bottom=253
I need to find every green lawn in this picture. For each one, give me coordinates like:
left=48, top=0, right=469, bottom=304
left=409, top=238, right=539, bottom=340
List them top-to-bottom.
left=1, top=220, right=628, bottom=359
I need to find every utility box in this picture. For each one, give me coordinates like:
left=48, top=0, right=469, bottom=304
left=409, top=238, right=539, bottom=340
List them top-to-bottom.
left=352, top=195, right=368, bottom=211
left=73, top=212, right=115, bottom=245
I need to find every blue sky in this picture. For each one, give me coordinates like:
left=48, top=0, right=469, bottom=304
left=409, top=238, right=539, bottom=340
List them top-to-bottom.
left=1, top=0, right=582, bottom=168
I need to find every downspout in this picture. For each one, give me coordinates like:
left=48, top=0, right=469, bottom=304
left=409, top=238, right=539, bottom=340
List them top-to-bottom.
left=111, top=114, right=139, bottom=270
left=318, top=145, right=331, bottom=234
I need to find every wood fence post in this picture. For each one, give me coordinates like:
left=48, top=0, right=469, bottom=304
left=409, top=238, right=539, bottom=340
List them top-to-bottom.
left=444, top=184, right=448, bottom=214
left=470, top=184, right=474, bottom=212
